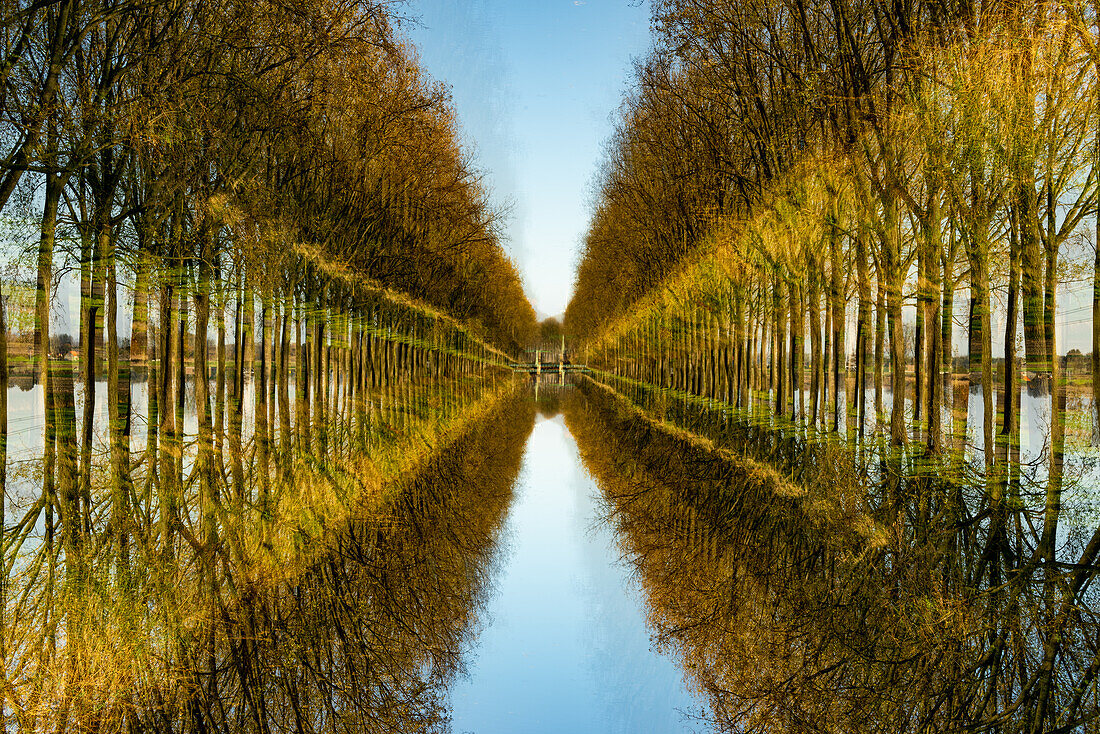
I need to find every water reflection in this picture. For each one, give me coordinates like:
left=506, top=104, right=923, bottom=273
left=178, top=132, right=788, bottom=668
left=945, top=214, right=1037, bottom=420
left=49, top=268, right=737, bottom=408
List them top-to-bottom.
left=11, top=368, right=1095, bottom=731
left=568, top=377, right=1100, bottom=732
left=451, top=381, right=705, bottom=733
left=4, top=385, right=532, bottom=733
left=229, top=392, right=534, bottom=733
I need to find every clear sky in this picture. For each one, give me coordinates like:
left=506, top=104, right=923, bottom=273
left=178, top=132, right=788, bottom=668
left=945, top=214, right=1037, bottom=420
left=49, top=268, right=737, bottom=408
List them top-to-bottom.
left=403, top=0, right=652, bottom=320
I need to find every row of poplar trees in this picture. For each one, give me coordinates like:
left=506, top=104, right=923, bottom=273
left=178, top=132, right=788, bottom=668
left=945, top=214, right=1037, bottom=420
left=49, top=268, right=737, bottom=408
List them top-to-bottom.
left=0, top=0, right=536, bottom=729
left=567, top=0, right=1099, bottom=455
left=566, top=2, right=1100, bottom=729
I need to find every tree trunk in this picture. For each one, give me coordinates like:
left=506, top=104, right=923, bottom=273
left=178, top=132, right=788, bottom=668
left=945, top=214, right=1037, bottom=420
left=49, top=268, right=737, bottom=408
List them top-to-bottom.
left=1093, top=83, right=1100, bottom=445
left=1095, top=157, right=1100, bottom=443
left=35, top=163, right=62, bottom=632
left=1020, top=187, right=1047, bottom=390
left=885, top=195, right=906, bottom=448
left=925, top=207, right=943, bottom=455
left=1004, top=210, right=1021, bottom=447
left=830, top=226, right=845, bottom=434
left=856, top=227, right=872, bottom=442
left=915, top=233, right=926, bottom=437
left=942, top=240, right=956, bottom=452
left=106, top=253, right=131, bottom=582
left=193, top=255, right=216, bottom=579
left=875, top=266, right=886, bottom=428
left=979, top=266, right=994, bottom=469
left=809, top=268, right=821, bottom=426
left=823, top=273, right=832, bottom=428
left=158, top=276, right=177, bottom=564
left=774, top=276, right=786, bottom=416
left=175, top=278, right=187, bottom=490
left=215, top=278, right=226, bottom=476
left=790, top=279, right=803, bottom=423
left=229, top=286, right=244, bottom=502
left=0, top=291, right=7, bottom=685
left=256, top=294, right=270, bottom=518
left=278, top=296, right=291, bottom=472
left=313, top=297, right=325, bottom=456
left=297, top=299, right=310, bottom=455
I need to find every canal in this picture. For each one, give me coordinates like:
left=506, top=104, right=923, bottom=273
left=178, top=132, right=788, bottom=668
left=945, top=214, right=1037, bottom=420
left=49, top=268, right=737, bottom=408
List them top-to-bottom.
left=5, top=373, right=1098, bottom=732
left=450, top=405, right=705, bottom=733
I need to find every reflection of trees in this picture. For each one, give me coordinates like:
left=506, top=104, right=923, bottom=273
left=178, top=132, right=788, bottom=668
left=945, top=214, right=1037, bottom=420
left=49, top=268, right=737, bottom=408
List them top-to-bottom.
left=531, top=377, right=570, bottom=418
left=567, top=378, right=1100, bottom=733
left=7, top=385, right=532, bottom=732
left=157, top=391, right=533, bottom=734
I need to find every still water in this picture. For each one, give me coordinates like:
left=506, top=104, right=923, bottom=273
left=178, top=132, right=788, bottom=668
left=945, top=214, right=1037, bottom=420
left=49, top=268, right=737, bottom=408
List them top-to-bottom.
left=6, top=372, right=1099, bottom=731
left=2, top=377, right=705, bottom=732
left=451, top=411, right=707, bottom=734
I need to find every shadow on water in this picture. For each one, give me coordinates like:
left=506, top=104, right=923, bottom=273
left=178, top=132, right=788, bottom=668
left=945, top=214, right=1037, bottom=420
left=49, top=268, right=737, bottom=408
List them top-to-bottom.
left=529, top=371, right=572, bottom=418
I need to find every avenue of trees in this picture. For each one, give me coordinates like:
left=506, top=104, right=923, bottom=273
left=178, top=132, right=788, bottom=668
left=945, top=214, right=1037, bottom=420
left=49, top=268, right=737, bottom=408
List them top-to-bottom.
left=0, top=0, right=536, bottom=729
left=566, top=0, right=1100, bottom=455
left=564, top=1, right=1100, bottom=729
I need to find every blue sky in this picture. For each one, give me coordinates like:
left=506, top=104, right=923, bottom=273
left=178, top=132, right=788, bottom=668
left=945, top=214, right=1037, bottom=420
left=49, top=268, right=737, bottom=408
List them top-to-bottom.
left=403, top=0, right=652, bottom=319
